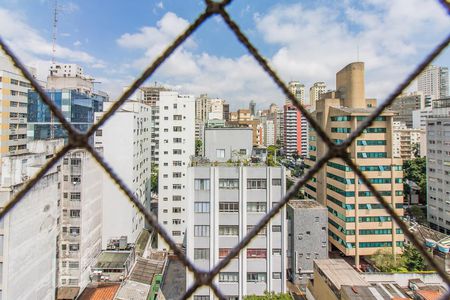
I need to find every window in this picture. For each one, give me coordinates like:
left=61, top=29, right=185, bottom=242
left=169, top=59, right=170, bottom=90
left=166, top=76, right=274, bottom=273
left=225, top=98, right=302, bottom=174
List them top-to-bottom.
left=10, top=79, right=18, bottom=85
left=173, top=115, right=182, bottom=120
left=173, top=126, right=182, bottom=132
left=331, top=127, right=351, bottom=133
left=363, top=127, right=387, bottom=133
left=95, top=129, right=103, bottom=136
left=173, top=138, right=182, bottom=143
left=173, top=149, right=182, bottom=155
left=216, top=149, right=225, bottom=158
left=239, top=149, right=247, bottom=155
left=357, top=152, right=387, bottom=158
left=173, top=161, right=182, bottom=166
left=173, top=172, right=182, bottom=178
left=272, top=178, right=282, bottom=186
left=195, top=179, right=210, bottom=190
left=219, top=179, right=239, bottom=189
left=247, top=179, right=267, bottom=189
left=173, top=184, right=182, bottom=189
left=70, top=192, right=81, bottom=201
left=173, top=195, right=182, bottom=201
left=194, top=202, right=210, bottom=213
left=219, top=202, right=239, bottom=212
left=247, top=202, right=266, bottom=212
left=173, top=207, right=182, bottom=213
left=70, top=210, right=80, bottom=218
left=173, top=219, right=181, bottom=225
left=194, top=225, right=210, bottom=237
left=219, top=225, right=239, bottom=236
left=247, top=225, right=266, bottom=235
left=272, top=225, right=281, bottom=232
left=69, top=227, right=80, bottom=236
left=172, top=231, right=181, bottom=236
left=69, top=244, right=79, bottom=251
left=194, top=248, right=209, bottom=260
left=219, top=248, right=232, bottom=258
left=272, top=248, right=282, bottom=255
left=247, top=249, right=267, bottom=258
left=68, top=261, right=79, bottom=269
left=219, top=272, right=238, bottom=282
left=247, top=272, right=266, bottom=283
left=273, top=272, right=282, bottom=279
left=194, top=296, right=209, bottom=300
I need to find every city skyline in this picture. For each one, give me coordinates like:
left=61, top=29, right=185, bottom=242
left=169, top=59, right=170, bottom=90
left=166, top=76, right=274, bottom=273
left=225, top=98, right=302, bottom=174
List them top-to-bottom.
left=0, top=0, right=449, bottom=108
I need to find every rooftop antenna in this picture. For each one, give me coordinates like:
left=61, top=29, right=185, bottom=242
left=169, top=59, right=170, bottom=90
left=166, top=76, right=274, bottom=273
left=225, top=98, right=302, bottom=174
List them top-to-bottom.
left=52, top=0, right=58, bottom=65
left=356, top=41, right=360, bottom=62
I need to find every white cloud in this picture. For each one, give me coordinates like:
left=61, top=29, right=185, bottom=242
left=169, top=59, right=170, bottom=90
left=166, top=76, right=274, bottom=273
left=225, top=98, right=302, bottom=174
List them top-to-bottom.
left=115, top=1, right=449, bottom=108
left=0, top=8, right=103, bottom=79
left=73, top=40, right=82, bottom=47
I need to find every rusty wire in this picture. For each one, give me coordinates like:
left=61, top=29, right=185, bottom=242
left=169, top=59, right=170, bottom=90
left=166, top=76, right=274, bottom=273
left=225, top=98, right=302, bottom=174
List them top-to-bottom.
left=0, top=0, right=450, bottom=299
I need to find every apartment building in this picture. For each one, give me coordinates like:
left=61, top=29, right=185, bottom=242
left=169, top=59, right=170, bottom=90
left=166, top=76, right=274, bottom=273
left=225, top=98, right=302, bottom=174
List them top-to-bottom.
left=0, top=56, right=37, bottom=156
left=304, top=62, right=404, bottom=267
left=417, top=65, right=449, bottom=100
left=286, top=81, right=305, bottom=105
left=309, top=82, right=326, bottom=111
left=140, top=84, right=170, bottom=107
left=157, top=91, right=195, bottom=248
left=390, top=92, right=430, bottom=128
left=427, top=97, right=450, bottom=234
left=95, top=100, right=152, bottom=248
left=283, top=104, right=308, bottom=157
left=263, top=119, right=275, bottom=146
left=393, top=121, right=426, bottom=159
left=0, top=140, right=62, bottom=300
left=57, top=149, right=103, bottom=293
left=185, top=164, right=287, bottom=299
left=287, top=200, right=328, bottom=286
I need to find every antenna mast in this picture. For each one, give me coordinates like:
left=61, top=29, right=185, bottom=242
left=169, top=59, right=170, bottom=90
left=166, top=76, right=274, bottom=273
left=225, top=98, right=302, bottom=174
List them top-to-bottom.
left=52, top=0, right=58, bottom=65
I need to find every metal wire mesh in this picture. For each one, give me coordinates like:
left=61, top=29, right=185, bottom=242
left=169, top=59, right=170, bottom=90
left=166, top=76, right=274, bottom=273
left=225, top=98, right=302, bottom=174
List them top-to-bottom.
left=0, top=0, right=450, bottom=299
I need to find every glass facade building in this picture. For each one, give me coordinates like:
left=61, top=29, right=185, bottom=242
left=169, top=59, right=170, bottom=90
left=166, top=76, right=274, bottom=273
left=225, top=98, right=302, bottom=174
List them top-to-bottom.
left=27, top=89, right=105, bottom=140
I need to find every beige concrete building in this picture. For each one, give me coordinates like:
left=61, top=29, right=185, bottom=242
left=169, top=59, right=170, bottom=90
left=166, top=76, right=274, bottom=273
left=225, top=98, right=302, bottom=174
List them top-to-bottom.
left=0, top=56, right=37, bottom=156
left=304, top=62, right=404, bottom=267
left=286, top=81, right=305, bottom=105
left=309, top=82, right=326, bottom=111
left=140, top=84, right=170, bottom=107
left=390, top=91, right=430, bottom=128
left=393, top=121, right=426, bottom=160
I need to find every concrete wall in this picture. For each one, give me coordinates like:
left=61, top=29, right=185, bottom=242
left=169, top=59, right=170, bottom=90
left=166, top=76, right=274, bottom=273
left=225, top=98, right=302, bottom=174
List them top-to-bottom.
left=204, top=128, right=253, bottom=162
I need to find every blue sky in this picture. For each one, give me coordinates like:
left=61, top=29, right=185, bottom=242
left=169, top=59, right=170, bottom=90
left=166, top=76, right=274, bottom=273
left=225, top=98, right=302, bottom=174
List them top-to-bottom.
left=1, top=0, right=449, bottom=109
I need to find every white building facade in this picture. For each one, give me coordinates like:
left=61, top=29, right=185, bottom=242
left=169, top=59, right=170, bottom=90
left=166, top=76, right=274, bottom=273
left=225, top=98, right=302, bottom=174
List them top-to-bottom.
left=417, top=65, right=449, bottom=100
left=309, top=82, right=326, bottom=111
left=157, top=92, right=195, bottom=248
left=95, top=100, right=151, bottom=248
left=186, top=165, right=287, bottom=299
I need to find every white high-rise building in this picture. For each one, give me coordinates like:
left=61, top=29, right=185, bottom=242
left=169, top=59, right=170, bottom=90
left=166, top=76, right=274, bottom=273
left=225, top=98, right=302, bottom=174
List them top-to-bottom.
left=417, top=65, right=449, bottom=100
left=286, top=81, right=305, bottom=105
left=309, top=82, right=326, bottom=111
left=157, top=91, right=195, bottom=248
left=95, top=99, right=152, bottom=248
left=264, top=119, right=275, bottom=146
left=0, top=139, right=62, bottom=300
left=57, top=149, right=103, bottom=292
left=186, top=165, right=287, bottom=298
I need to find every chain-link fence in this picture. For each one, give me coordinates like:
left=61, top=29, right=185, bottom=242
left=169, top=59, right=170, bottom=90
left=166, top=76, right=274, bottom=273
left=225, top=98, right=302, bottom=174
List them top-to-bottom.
left=1, top=0, right=450, bottom=299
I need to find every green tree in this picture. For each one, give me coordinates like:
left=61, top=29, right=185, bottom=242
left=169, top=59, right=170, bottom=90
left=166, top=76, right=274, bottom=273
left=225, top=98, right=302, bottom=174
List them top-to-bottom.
left=195, top=139, right=203, bottom=156
left=403, top=157, right=427, bottom=201
left=151, top=165, right=158, bottom=193
left=401, top=243, right=426, bottom=271
left=370, top=249, right=403, bottom=272
left=244, top=292, right=291, bottom=300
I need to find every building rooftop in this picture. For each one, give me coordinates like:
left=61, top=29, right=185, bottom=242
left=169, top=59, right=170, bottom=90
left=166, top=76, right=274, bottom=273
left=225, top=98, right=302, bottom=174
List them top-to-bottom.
left=333, top=106, right=397, bottom=116
left=204, top=126, right=253, bottom=131
left=288, top=199, right=324, bottom=209
left=94, top=251, right=131, bottom=270
left=128, top=256, right=165, bottom=284
left=314, top=259, right=370, bottom=289
left=114, top=280, right=150, bottom=300
left=78, top=284, right=120, bottom=300
left=341, top=284, right=409, bottom=300
left=56, top=287, right=80, bottom=300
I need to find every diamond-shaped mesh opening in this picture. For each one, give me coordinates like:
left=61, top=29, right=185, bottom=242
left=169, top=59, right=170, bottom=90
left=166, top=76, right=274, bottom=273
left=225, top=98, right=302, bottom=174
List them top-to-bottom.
left=1, top=0, right=450, bottom=299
